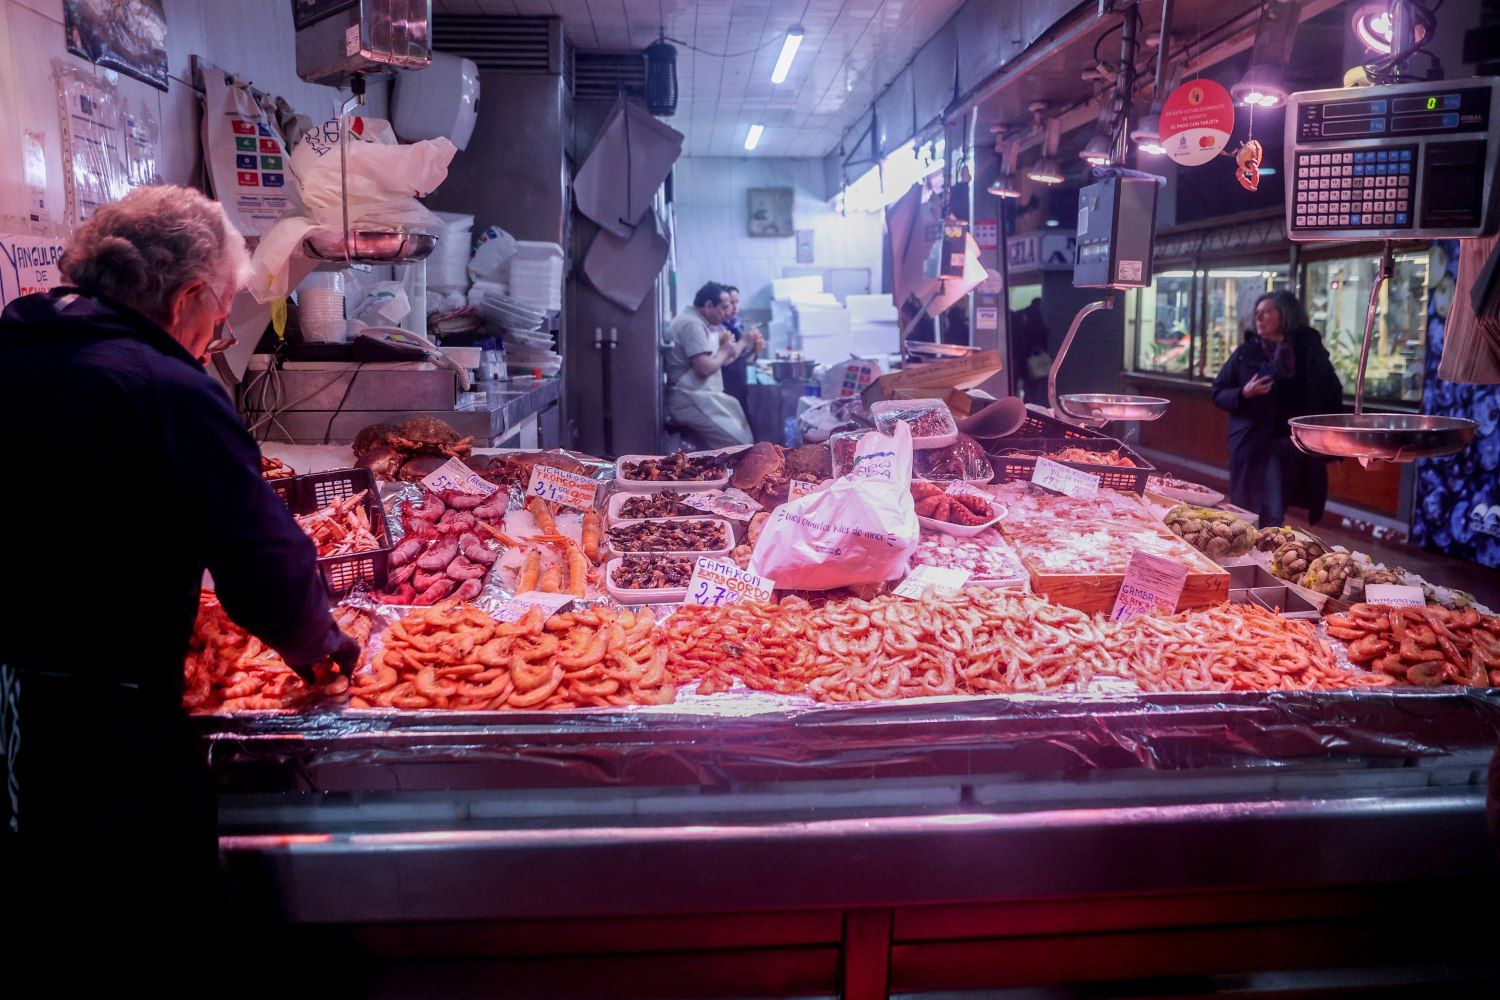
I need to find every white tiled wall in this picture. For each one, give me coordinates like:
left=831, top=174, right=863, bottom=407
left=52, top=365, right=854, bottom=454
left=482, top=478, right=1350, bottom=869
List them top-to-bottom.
left=0, top=0, right=384, bottom=234
left=673, top=156, right=885, bottom=315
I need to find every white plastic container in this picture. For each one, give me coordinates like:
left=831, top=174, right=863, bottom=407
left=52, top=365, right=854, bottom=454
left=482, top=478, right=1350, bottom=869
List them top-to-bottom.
left=506, top=241, right=564, bottom=313
left=297, top=271, right=347, bottom=342
left=871, top=398, right=960, bottom=449
left=613, top=455, right=731, bottom=493
left=606, top=490, right=704, bottom=523
left=918, top=504, right=1006, bottom=538
left=604, top=517, right=735, bottom=558
left=604, top=556, right=695, bottom=605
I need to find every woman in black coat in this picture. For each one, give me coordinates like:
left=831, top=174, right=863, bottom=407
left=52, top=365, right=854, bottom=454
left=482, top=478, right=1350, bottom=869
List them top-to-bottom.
left=1211, top=291, right=1344, bottom=527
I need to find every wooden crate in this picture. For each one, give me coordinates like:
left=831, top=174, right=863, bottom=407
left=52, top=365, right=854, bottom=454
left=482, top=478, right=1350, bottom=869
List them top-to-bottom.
left=1028, top=565, right=1230, bottom=614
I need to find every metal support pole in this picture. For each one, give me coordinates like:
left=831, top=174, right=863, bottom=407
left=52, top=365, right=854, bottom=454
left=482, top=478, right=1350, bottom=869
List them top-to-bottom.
left=1353, top=242, right=1394, bottom=417
left=1048, top=294, right=1115, bottom=418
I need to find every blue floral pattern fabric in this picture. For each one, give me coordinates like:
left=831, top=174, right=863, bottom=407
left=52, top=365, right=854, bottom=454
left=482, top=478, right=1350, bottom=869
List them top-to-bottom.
left=1412, top=240, right=1500, bottom=568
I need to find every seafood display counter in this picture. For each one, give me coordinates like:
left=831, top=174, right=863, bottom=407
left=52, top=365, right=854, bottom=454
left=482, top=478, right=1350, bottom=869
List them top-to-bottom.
left=210, top=417, right=1500, bottom=996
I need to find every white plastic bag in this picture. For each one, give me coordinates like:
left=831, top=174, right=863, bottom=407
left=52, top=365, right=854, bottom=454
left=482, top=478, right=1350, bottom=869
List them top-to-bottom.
left=247, top=115, right=456, bottom=302
left=468, top=225, right=517, bottom=283
left=351, top=280, right=410, bottom=325
left=748, top=423, right=919, bottom=590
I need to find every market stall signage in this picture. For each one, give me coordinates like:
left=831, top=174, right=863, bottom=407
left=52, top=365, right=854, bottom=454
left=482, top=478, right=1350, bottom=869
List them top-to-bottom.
left=1159, top=79, right=1235, bottom=167
left=0, top=234, right=65, bottom=309
left=422, top=457, right=497, bottom=496
left=1031, top=457, right=1100, bottom=499
left=527, top=465, right=598, bottom=511
left=682, top=487, right=763, bottom=520
left=1110, top=551, right=1190, bottom=620
left=685, top=557, right=774, bottom=607
left=895, top=565, right=971, bottom=599
left=1365, top=583, right=1426, bottom=608
left=494, top=591, right=576, bottom=622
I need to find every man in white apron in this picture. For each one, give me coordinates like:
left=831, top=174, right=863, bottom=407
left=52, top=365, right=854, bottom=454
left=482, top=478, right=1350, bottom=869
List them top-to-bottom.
left=663, top=281, right=754, bottom=448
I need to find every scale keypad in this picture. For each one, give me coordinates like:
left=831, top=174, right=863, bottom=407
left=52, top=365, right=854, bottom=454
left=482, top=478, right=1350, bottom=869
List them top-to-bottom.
left=1291, top=147, right=1416, bottom=231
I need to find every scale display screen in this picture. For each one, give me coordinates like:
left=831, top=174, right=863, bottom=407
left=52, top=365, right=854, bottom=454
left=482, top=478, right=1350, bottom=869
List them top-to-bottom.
left=1285, top=79, right=1499, bottom=241
left=1295, top=86, right=1488, bottom=142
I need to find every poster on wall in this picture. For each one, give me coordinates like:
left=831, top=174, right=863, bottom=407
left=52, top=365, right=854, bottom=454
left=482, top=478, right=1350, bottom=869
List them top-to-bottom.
left=64, top=0, right=169, bottom=92
left=748, top=188, right=794, bottom=237
left=0, top=235, right=66, bottom=309
left=1411, top=240, right=1500, bottom=570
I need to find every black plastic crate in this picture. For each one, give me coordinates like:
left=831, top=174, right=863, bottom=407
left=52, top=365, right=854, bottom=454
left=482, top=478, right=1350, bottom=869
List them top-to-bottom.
left=1011, top=409, right=1110, bottom=441
left=987, top=436, right=1154, bottom=494
left=274, top=467, right=392, bottom=595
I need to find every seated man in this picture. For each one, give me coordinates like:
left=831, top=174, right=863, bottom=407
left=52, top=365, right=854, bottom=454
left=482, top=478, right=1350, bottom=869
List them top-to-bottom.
left=663, top=281, right=754, bottom=448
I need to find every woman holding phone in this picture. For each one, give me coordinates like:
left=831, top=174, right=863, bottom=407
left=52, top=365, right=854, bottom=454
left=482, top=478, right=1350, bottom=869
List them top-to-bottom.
left=1212, top=290, right=1344, bottom=527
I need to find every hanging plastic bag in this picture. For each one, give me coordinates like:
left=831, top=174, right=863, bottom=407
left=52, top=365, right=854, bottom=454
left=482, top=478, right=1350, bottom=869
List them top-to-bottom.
left=53, top=61, right=130, bottom=226
left=199, top=69, right=297, bottom=239
left=247, top=115, right=456, bottom=302
left=468, top=225, right=517, bottom=284
left=748, top=423, right=919, bottom=590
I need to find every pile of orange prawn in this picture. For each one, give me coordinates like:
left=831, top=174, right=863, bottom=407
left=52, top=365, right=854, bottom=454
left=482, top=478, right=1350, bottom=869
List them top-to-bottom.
left=295, top=490, right=384, bottom=556
left=663, top=589, right=1392, bottom=701
left=184, top=592, right=371, bottom=713
left=349, top=599, right=674, bottom=710
left=1325, top=602, right=1500, bottom=687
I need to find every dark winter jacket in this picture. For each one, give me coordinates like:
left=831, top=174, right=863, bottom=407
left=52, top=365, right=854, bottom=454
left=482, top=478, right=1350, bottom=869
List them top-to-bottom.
left=0, top=287, right=344, bottom=685
left=1211, top=326, right=1344, bottom=523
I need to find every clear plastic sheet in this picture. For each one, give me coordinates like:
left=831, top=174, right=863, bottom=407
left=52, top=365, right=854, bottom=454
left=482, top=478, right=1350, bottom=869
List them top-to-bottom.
left=199, top=687, right=1500, bottom=793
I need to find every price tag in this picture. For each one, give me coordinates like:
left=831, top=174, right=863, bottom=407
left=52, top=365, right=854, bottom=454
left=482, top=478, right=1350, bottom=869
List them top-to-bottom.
left=1032, top=456, right=1100, bottom=499
left=421, top=457, right=497, bottom=496
left=527, top=465, right=599, bottom=511
left=787, top=479, right=824, bottom=501
left=945, top=481, right=991, bottom=500
left=681, top=487, right=762, bottom=520
left=1110, top=550, right=1190, bottom=621
left=684, top=556, right=775, bottom=607
left=894, top=565, right=971, bottom=599
left=1365, top=583, right=1426, bottom=608
left=493, top=591, right=576, bottom=622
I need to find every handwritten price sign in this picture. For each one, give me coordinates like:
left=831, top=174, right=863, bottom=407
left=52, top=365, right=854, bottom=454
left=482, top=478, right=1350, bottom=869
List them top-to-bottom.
left=1031, top=456, right=1100, bottom=499
left=421, top=457, right=497, bottom=496
left=527, top=465, right=598, bottom=511
left=787, top=479, right=825, bottom=501
left=682, top=487, right=762, bottom=520
left=1109, top=550, right=1189, bottom=621
left=684, top=557, right=774, bottom=608
left=894, top=564, right=971, bottom=599
left=1365, top=583, right=1425, bottom=608
left=493, top=591, right=576, bottom=622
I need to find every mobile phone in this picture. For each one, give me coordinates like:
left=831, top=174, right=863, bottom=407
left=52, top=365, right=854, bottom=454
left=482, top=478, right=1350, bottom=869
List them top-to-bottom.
left=1255, top=361, right=1276, bottom=379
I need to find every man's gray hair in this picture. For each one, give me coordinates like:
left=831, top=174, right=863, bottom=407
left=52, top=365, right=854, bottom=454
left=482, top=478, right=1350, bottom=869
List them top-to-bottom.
left=59, top=185, right=250, bottom=324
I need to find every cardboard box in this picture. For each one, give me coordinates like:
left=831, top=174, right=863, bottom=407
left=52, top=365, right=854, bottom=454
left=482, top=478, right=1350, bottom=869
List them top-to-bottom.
left=860, top=350, right=1003, bottom=409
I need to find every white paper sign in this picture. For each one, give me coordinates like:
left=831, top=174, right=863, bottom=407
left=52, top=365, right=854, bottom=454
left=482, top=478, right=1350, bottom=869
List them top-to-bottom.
left=1032, top=456, right=1100, bottom=499
left=421, top=457, right=497, bottom=496
left=527, top=465, right=598, bottom=511
left=787, top=479, right=823, bottom=501
left=945, top=481, right=992, bottom=501
left=682, top=487, right=762, bottom=520
left=1110, top=550, right=1190, bottom=620
left=685, top=557, right=775, bottom=607
left=895, top=564, right=971, bottom=599
left=1365, top=583, right=1426, bottom=608
left=493, top=591, right=576, bottom=622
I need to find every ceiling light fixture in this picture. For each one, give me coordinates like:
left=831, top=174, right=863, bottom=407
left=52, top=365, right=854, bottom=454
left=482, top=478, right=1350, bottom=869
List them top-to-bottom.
left=771, top=25, right=805, bottom=84
left=1232, top=62, right=1290, bottom=109
left=1131, top=98, right=1165, bottom=155
left=1027, top=114, right=1064, bottom=185
left=744, top=123, right=764, bottom=151
left=1079, top=133, right=1114, bottom=166
left=988, top=134, right=1023, bottom=199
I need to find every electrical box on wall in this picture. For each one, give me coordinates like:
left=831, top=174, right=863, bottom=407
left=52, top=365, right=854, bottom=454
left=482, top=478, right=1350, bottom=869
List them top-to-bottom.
left=1073, top=174, right=1159, bottom=289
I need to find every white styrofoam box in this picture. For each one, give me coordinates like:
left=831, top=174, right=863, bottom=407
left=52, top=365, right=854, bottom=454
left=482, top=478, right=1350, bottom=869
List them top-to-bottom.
left=505, top=241, right=564, bottom=313
left=772, top=274, right=824, bottom=300
left=847, top=294, right=898, bottom=324
left=792, top=303, right=851, bottom=339
left=851, top=321, right=900, bottom=357
left=796, top=333, right=857, bottom=369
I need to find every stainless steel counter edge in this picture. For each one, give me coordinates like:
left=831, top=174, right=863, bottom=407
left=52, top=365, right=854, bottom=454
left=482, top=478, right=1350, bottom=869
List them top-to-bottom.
left=221, top=788, right=1497, bottom=924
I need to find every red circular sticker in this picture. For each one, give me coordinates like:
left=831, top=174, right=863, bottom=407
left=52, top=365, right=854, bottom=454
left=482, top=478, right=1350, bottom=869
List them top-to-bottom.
left=1159, top=79, right=1235, bottom=166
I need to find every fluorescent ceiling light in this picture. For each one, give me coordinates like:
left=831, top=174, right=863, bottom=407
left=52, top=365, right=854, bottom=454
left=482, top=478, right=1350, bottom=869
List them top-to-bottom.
left=771, top=26, right=804, bottom=84
left=744, top=123, right=764, bottom=151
